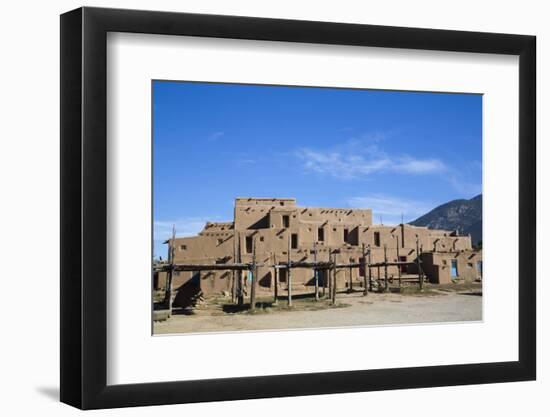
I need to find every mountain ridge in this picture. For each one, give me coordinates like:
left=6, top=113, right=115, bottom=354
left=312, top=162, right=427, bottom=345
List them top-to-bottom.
left=409, top=194, right=482, bottom=245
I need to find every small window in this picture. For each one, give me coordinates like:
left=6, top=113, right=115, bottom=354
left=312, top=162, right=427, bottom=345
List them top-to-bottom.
left=280, top=201, right=285, bottom=206
left=282, top=215, right=290, bottom=228
left=318, top=227, right=324, bottom=242
left=344, top=228, right=349, bottom=243
left=374, top=232, right=381, bottom=247
left=291, top=233, right=298, bottom=249
left=245, top=236, right=253, bottom=253
left=259, top=236, right=264, bottom=242
left=217, top=238, right=223, bottom=245
left=180, top=245, right=187, bottom=251
left=467, top=262, right=473, bottom=268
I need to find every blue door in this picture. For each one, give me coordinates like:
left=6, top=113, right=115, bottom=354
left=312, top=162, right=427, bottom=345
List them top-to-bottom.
left=451, top=260, right=458, bottom=278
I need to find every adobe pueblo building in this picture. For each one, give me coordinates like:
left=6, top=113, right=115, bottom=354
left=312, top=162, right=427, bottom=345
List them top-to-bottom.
left=155, top=198, right=482, bottom=308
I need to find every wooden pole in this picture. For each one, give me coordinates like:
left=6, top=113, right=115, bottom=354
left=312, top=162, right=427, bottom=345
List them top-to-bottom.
left=164, top=225, right=176, bottom=315
left=231, top=231, right=238, bottom=304
left=237, top=232, right=244, bottom=305
left=287, top=233, right=292, bottom=307
left=396, top=235, right=402, bottom=290
left=250, top=236, right=257, bottom=310
left=416, top=237, right=423, bottom=291
left=314, top=240, right=319, bottom=301
left=362, top=243, right=368, bottom=296
left=384, top=244, right=389, bottom=292
left=368, top=245, right=372, bottom=292
left=420, top=245, right=426, bottom=280
left=327, top=251, right=332, bottom=297
left=331, top=251, right=337, bottom=305
left=273, top=253, right=278, bottom=305
left=348, top=263, right=353, bottom=293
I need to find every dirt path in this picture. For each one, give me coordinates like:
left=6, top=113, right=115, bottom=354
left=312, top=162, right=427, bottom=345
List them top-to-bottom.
left=154, top=288, right=482, bottom=335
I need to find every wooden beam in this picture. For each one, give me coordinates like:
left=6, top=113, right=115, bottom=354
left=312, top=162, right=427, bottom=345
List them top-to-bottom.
left=164, top=225, right=176, bottom=315
left=287, top=233, right=292, bottom=307
left=250, top=236, right=257, bottom=311
left=417, top=238, right=424, bottom=291
left=314, top=241, right=319, bottom=301
left=362, top=243, right=368, bottom=296
left=384, top=244, right=389, bottom=292
left=368, top=245, right=373, bottom=292
left=331, top=251, right=337, bottom=305
left=273, top=252, right=278, bottom=305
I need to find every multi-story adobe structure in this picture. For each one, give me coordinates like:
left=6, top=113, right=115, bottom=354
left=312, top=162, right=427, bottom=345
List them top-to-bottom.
left=157, top=198, right=482, bottom=307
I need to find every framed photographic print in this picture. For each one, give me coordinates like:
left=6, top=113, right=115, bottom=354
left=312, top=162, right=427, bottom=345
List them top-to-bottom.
left=60, top=6, right=536, bottom=410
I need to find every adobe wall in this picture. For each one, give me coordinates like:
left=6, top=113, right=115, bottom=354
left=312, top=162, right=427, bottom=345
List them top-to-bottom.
left=163, top=197, right=480, bottom=301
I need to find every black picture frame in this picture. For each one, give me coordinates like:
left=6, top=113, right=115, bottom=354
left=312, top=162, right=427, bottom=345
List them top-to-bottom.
left=60, top=6, right=536, bottom=410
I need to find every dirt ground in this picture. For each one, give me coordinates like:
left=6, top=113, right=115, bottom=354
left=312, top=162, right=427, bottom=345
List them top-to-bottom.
left=153, top=283, right=482, bottom=335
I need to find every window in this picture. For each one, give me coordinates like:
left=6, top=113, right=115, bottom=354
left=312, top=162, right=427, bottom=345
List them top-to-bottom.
left=282, top=215, right=290, bottom=228
left=318, top=227, right=324, bottom=242
left=343, top=228, right=349, bottom=243
left=374, top=232, right=381, bottom=247
left=291, top=233, right=298, bottom=249
left=245, top=236, right=253, bottom=253
left=259, top=236, right=264, bottom=242
left=217, top=238, right=223, bottom=245
left=180, top=245, right=187, bottom=250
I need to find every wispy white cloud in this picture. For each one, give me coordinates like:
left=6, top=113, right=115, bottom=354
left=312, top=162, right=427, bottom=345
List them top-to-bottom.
left=207, top=131, right=225, bottom=141
left=295, top=136, right=446, bottom=180
left=347, top=194, right=434, bottom=225
left=154, top=217, right=216, bottom=242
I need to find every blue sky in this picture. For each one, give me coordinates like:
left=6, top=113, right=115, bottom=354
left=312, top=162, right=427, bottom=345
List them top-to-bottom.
left=153, top=81, right=482, bottom=259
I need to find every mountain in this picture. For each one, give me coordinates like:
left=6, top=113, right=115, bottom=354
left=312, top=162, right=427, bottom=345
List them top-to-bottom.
left=409, top=194, right=482, bottom=245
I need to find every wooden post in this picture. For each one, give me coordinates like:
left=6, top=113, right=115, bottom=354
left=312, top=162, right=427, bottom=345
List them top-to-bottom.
left=164, top=225, right=176, bottom=315
left=232, top=231, right=237, bottom=303
left=236, top=232, right=244, bottom=305
left=287, top=233, right=292, bottom=307
left=396, top=235, right=402, bottom=290
left=250, top=236, right=257, bottom=310
left=416, top=237, right=423, bottom=291
left=314, top=241, right=319, bottom=301
left=362, top=244, right=368, bottom=296
left=384, top=244, right=389, bottom=292
left=422, top=244, right=425, bottom=283
left=367, top=245, right=372, bottom=292
left=331, top=251, right=337, bottom=305
left=327, top=252, right=332, bottom=297
left=273, top=253, right=279, bottom=305
left=348, top=263, right=353, bottom=293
